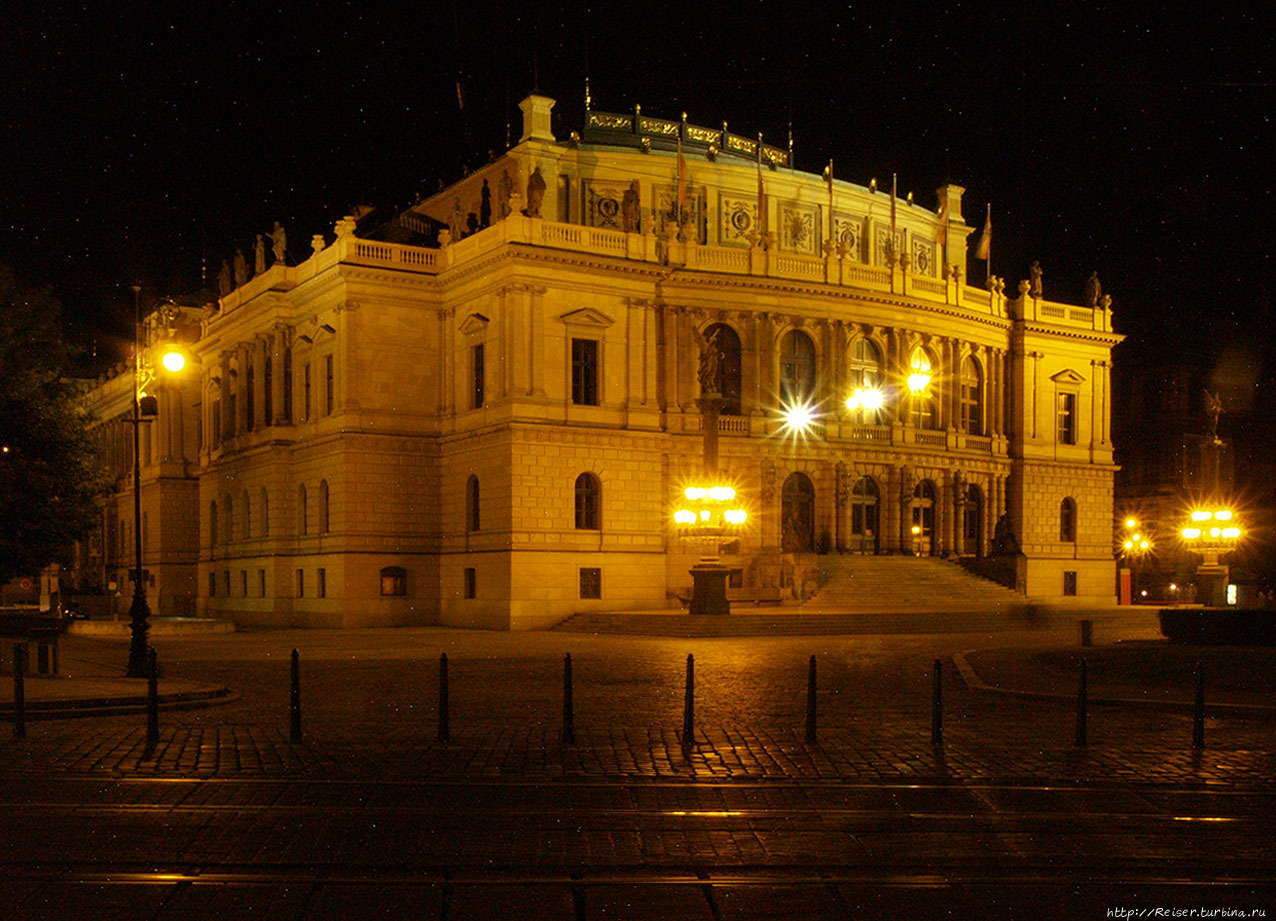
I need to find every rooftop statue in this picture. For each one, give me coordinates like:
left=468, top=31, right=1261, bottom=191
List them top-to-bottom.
left=525, top=166, right=546, bottom=218
left=498, top=170, right=514, bottom=219
left=480, top=179, right=492, bottom=229
left=622, top=181, right=640, bottom=233
left=270, top=222, right=287, bottom=264
left=254, top=235, right=266, bottom=275
left=233, top=250, right=248, bottom=287
left=217, top=259, right=232, bottom=297
left=1029, top=260, right=1043, bottom=298
left=1083, top=271, right=1102, bottom=308
left=1205, top=390, right=1223, bottom=439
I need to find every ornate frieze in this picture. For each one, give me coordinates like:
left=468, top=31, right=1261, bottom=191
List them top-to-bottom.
left=779, top=202, right=819, bottom=256
left=832, top=213, right=865, bottom=261
left=874, top=227, right=904, bottom=266
left=911, top=239, right=936, bottom=276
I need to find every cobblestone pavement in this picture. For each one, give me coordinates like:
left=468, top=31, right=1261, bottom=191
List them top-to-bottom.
left=2, top=623, right=1274, bottom=919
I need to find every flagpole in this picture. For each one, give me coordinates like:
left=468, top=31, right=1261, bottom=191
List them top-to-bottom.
left=826, top=159, right=834, bottom=248
left=984, top=203, right=991, bottom=286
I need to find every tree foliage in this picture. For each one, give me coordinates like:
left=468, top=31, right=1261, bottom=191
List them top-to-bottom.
left=0, top=265, right=103, bottom=585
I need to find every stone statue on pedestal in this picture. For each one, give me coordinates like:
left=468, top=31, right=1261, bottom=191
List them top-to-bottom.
left=525, top=167, right=546, bottom=218
left=498, top=170, right=514, bottom=219
left=480, top=179, right=492, bottom=228
left=622, top=181, right=640, bottom=233
left=270, top=222, right=287, bottom=264
left=254, top=235, right=266, bottom=275
left=233, top=250, right=247, bottom=287
left=217, top=259, right=232, bottom=296
left=1029, top=260, right=1043, bottom=298
left=1083, top=271, right=1102, bottom=308
left=693, top=325, right=723, bottom=395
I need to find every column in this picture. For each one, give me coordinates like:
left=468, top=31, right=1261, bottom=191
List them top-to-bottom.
left=660, top=304, right=678, bottom=412
left=271, top=326, right=288, bottom=424
left=218, top=351, right=232, bottom=443
left=898, top=464, right=913, bottom=554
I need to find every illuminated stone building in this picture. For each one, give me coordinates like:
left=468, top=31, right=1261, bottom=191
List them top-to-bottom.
left=83, top=94, right=1122, bottom=628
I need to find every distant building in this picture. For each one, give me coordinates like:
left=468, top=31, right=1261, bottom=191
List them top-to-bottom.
left=77, top=94, right=1122, bottom=628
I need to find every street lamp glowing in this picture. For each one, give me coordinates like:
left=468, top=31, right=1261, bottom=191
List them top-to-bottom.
left=161, top=349, right=186, bottom=373
left=907, top=372, right=931, bottom=393
left=847, top=387, right=885, bottom=412
left=782, top=403, right=816, bottom=433
left=708, top=486, right=736, bottom=501
left=684, top=487, right=705, bottom=500
left=674, top=509, right=696, bottom=524
left=724, top=509, right=747, bottom=524
left=1213, top=510, right=1233, bottom=521
left=1125, top=518, right=1137, bottom=529
left=1181, top=527, right=1202, bottom=539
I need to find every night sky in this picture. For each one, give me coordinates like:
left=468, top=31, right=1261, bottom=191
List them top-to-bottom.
left=2, top=3, right=1272, bottom=370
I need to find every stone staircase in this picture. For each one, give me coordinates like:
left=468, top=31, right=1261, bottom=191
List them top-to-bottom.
left=801, top=554, right=1026, bottom=612
left=551, top=555, right=1076, bottom=636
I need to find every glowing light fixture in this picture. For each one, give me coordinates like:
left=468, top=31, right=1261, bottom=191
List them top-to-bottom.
left=161, top=349, right=186, bottom=373
left=782, top=403, right=816, bottom=433
left=708, top=486, right=736, bottom=501
left=684, top=487, right=705, bottom=500
left=724, top=509, right=747, bottom=524
left=674, top=510, right=696, bottom=524
left=1191, top=510, right=1211, bottom=522
left=1213, top=510, right=1233, bottom=521
left=1125, top=518, right=1137, bottom=529
left=1182, top=527, right=1202, bottom=539
left=1221, top=527, right=1240, bottom=539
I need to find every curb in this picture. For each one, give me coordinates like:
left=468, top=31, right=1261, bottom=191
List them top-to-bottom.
left=953, top=650, right=1275, bottom=714
left=0, top=687, right=237, bottom=721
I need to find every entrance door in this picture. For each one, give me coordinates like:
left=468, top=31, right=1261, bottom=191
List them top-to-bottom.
left=781, top=473, right=816, bottom=552
left=849, top=475, right=879, bottom=554
left=912, top=481, right=936, bottom=556
left=963, top=484, right=983, bottom=557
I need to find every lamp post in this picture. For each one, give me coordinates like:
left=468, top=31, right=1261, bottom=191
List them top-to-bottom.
left=126, top=286, right=150, bottom=677
left=125, top=289, right=187, bottom=677
left=1181, top=508, right=1241, bottom=607
left=1117, top=517, right=1152, bottom=604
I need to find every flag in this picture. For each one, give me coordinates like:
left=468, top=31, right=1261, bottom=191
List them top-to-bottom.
left=935, top=196, right=949, bottom=247
left=975, top=205, right=991, bottom=260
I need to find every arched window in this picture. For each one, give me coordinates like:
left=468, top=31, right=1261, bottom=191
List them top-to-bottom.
left=702, top=323, right=743, bottom=415
left=779, top=329, right=817, bottom=406
left=849, top=338, right=882, bottom=389
left=908, top=347, right=937, bottom=430
left=961, top=355, right=983, bottom=435
left=245, top=363, right=255, bottom=431
left=780, top=472, right=816, bottom=552
left=575, top=473, right=601, bottom=530
left=466, top=475, right=480, bottom=532
left=319, top=480, right=330, bottom=534
left=298, top=484, right=308, bottom=535
left=260, top=487, right=270, bottom=537
left=224, top=494, right=234, bottom=543
left=1060, top=497, right=1077, bottom=542
left=209, top=501, right=218, bottom=554
left=380, top=566, right=407, bottom=596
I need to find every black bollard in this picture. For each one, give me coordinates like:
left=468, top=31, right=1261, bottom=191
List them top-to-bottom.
left=12, top=643, right=26, bottom=739
left=146, top=648, right=159, bottom=746
left=290, top=649, right=302, bottom=743
left=438, top=652, right=450, bottom=743
left=562, top=653, right=576, bottom=745
left=682, top=654, right=694, bottom=749
left=805, top=655, right=818, bottom=742
left=1075, top=658, right=1088, bottom=748
left=931, top=659, right=943, bottom=746
left=1193, top=661, right=1205, bottom=750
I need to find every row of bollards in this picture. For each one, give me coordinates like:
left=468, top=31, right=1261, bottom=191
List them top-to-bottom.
left=5, top=646, right=1216, bottom=753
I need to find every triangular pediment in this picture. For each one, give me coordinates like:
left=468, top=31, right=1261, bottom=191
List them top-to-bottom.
left=559, top=307, right=614, bottom=328
left=458, top=312, right=490, bottom=336
left=1050, top=368, right=1087, bottom=385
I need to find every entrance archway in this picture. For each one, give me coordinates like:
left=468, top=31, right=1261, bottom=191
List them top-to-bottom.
left=781, top=473, right=816, bottom=552
left=849, top=475, right=879, bottom=554
left=912, top=480, right=936, bottom=556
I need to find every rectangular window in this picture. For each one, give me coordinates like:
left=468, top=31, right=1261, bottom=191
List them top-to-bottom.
left=571, top=338, right=599, bottom=406
left=472, top=343, right=485, bottom=409
left=282, top=350, right=293, bottom=422
left=324, top=355, right=334, bottom=415
left=264, top=358, right=273, bottom=424
left=303, top=364, right=312, bottom=420
left=1057, top=392, right=1077, bottom=445
left=381, top=567, right=407, bottom=596
left=463, top=567, right=476, bottom=599
left=579, top=567, right=602, bottom=599
left=317, top=568, right=326, bottom=598
left=259, top=569, right=266, bottom=597
left=296, top=569, right=304, bottom=598
left=222, top=570, right=230, bottom=596
left=241, top=570, right=248, bottom=597
left=1063, top=571, right=1078, bottom=596
left=209, top=572, right=216, bottom=597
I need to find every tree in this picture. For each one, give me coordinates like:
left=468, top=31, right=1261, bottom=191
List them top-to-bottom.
left=0, top=265, right=102, bottom=586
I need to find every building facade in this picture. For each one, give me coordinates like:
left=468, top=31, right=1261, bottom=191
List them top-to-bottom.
left=82, top=94, right=1122, bottom=629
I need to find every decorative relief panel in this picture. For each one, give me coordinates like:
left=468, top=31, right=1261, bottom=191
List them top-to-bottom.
left=584, top=180, right=627, bottom=229
left=656, top=187, right=705, bottom=243
left=719, top=196, right=759, bottom=247
left=780, top=202, right=819, bottom=255
left=832, top=213, right=865, bottom=262
left=874, top=227, right=904, bottom=266
left=912, top=239, right=936, bottom=276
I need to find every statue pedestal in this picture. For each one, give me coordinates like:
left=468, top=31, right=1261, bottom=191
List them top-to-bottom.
left=689, top=562, right=731, bottom=616
left=1196, top=564, right=1230, bottom=608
